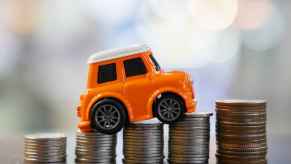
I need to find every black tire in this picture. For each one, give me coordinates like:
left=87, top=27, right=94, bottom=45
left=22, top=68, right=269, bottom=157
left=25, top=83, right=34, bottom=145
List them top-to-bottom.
left=154, top=94, right=185, bottom=124
left=90, top=99, right=127, bottom=134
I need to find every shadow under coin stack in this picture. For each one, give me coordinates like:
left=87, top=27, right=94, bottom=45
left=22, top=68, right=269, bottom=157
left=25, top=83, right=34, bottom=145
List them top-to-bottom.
left=216, top=100, right=267, bottom=164
left=169, top=112, right=213, bottom=164
left=123, top=122, right=164, bottom=164
left=75, top=130, right=117, bottom=163
left=24, top=133, right=66, bottom=163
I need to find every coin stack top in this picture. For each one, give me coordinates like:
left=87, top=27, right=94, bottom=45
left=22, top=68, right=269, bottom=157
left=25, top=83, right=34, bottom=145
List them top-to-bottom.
left=216, top=99, right=267, bottom=164
left=169, top=112, right=213, bottom=164
left=123, top=121, right=164, bottom=164
left=75, top=130, right=117, bottom=164
left=24, top=133, right=66, bottom=163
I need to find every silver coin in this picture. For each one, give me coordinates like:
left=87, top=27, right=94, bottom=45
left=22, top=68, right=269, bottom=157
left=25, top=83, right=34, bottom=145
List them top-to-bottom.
left=216, top=99, right=266, bottom=105
left=217, top=111, right=266, bottom=116
left=169, top=112, right=212, bottom=164
left=173, top=121, right=210, bottom=126
left=123, top=124, right=164, bottom=162
left=172, top=124, right=210, bottom=128
left=75, top=131, right=116, bottom=163
left=124, top=132, right=162, bottom=136
left=24, top=133, right=67, bottom=163
left=25, top=133, right=66, bottom=140
left=125, top=133, right=162, bottom=137
left=170, top=133, right=210, bottom=137
left=76, top=137, right=116, bottom=142
left=76, top=141, right=116, bottom=145
left=124, top=143, right=164, bottom=148
left=124, top=148, right=163, bottom=153
left=169, top=148, right=209, bottom=154
left=76, top=149, right=115, bottom=154
left=24, top=150, right=66, bottom=155
left=76, top=153, right=116, bottom=159
left=124, top=153, right=164, bottom=159
left=216, top=153, right=266, bottom=159
left=24, top=154, right=66, bottom=158
left=169, top=154, right=209, bottom=160
left=75, top=156, right=116, bottom=161
left=24, top=157, right=66, bottom=161
left=76, top=157, right=115, bottom=163
left=123, top=158, right=164, bottom=163
left=169, top=158, right=208, bottom=163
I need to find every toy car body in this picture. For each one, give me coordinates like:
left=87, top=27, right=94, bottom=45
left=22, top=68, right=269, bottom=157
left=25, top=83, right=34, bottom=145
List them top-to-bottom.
left=77, top=44, right=196, bottom=134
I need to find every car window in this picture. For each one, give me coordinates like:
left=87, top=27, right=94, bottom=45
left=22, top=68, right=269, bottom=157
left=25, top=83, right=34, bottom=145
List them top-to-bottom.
left=149, top=54, right=161, bottom=71
left=124, top=57, right=147, bottom=77
left=98, top=63, right=117, bottom=83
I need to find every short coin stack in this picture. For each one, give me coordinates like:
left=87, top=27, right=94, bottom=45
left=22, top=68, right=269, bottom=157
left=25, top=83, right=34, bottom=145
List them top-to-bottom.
left=216, top=100, right=267, bottom=164
left=169, top=112, right=213, bottom=164
left=123, top=121, right=164, bottom=164
left=75, top=130, right=117, bottom=163
left=24, top=133, right=66, bottom=163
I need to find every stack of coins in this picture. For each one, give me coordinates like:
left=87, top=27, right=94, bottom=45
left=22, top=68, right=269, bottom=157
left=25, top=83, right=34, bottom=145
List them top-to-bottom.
left=216, top=100, right=267, bottom=164
left=169, top=112, right=213, bottom=164
left=123, top=121, right=164, bottom=164
left=75, top=130, right=117, bottom=163
left=24, top=133, right=66, bottom=163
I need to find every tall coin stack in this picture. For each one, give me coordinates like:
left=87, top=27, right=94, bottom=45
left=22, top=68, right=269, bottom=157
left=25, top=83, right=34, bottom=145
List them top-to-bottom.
left=216, top=100, right=267, bottom=164
left=169, top=112, right=213, bottom=164
left=123, top=122, right=164, bottom=164
left=75, top=130, right=117, bottom=163
left=24, top=133, right=66, bottom=163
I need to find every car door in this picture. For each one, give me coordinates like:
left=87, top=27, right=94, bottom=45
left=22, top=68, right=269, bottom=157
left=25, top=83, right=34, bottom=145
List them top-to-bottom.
left=122, top=56, right=153, bottom=120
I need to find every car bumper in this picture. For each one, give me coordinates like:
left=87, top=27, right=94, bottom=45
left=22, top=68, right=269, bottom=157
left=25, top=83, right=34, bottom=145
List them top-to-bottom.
left=186, top=99, right=197, bottom=113
left=76, top=106, right=81, bottom=117
left=78, top=121, right=92, bottom=132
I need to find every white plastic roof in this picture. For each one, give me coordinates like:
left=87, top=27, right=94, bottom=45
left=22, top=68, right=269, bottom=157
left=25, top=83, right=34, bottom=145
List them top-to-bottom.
left=88, top=44, right=150, bottom=64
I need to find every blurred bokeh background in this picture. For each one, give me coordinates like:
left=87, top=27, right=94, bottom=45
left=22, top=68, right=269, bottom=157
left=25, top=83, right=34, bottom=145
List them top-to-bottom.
left=0, top=0, right=290, bottom=163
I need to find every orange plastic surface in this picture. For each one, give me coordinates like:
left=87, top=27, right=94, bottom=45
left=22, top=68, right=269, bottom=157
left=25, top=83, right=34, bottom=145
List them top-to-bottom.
left=77, top=50, right=196, bottom=131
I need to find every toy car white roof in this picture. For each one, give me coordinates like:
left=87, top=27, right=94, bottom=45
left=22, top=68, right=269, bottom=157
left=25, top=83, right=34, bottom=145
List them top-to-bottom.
left=88, top=44, right=150, bottom=64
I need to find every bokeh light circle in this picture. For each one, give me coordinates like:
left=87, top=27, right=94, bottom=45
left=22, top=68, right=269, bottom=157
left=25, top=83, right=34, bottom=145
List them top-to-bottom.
left=189, top=0, right=238, bottom=31
left=241, top=3, right=286, bottom=52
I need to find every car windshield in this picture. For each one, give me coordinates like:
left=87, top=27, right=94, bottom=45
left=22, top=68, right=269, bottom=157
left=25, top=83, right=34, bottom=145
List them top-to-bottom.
left=149, top=54, right=161, bottom=71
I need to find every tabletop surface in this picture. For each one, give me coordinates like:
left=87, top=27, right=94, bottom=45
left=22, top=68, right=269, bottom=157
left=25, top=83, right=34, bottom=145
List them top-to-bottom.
left=1, top=134, right=290, bottom=164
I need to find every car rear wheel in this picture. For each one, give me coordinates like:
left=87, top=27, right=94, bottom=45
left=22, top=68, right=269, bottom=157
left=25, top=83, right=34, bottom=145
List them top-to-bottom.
left=155, top=94, right=185, bottom=124
left=91, top=99, right=127, bottom=134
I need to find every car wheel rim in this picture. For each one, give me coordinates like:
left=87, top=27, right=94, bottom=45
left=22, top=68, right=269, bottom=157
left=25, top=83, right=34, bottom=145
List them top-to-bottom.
left=158, top=98, right=182, bottom=122
left=95, top=104, right=121, bottom=130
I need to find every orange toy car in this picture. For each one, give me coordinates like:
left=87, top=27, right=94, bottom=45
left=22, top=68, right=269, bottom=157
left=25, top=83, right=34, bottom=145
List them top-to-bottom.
left=77, top=44, right=196, bottom=134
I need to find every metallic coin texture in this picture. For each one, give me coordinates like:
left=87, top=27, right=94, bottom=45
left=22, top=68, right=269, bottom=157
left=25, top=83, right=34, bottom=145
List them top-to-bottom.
left=216, top=99, right=267, bottom=164
left=169, top=112, right=213, bottom=164
left=123, top=122, right=164, bottom=164
left=75, top=130, right=116, bottom=164
left=24, top=133, right=66, bottom=163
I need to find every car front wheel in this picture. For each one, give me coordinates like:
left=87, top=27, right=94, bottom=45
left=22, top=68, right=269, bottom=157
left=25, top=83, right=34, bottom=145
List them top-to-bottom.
left=155, top=94, right=185, bottom=124
left=91, top=99, right=127, bottom=134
